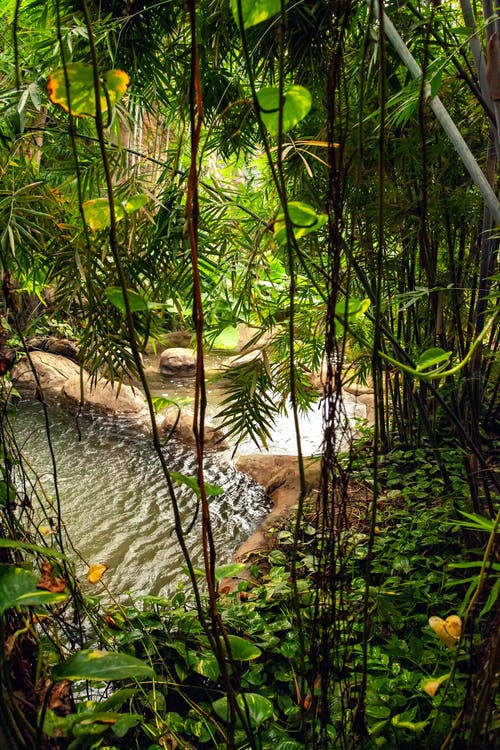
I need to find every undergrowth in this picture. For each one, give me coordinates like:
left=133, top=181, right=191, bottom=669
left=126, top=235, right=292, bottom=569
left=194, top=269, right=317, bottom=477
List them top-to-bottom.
left=2, top=437, right=497, bottom=749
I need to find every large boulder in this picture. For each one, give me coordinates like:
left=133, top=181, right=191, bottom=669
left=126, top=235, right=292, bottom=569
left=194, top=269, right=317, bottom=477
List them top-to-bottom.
left=27, top=336, right=80, bottom=362
left=159, top=348, right=196, bottom=377
left=12, top=351, right=147, bottom=416
left=12, top=351, right=80, bottom=400
left=61, top=375, right=146, bottom=415
left=158, top=407, right=228, bottom=450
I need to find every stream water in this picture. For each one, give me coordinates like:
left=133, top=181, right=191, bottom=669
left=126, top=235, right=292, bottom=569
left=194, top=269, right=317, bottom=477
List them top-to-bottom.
left=11, top=401, right=269, bottom=599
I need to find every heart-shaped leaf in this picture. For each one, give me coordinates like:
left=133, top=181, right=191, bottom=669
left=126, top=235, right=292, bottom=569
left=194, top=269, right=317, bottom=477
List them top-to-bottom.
left=231, top=0, right=289, bottom=29
left=47, top=63, right=129, bottom=117
left=256, top=85, right=312, bottom=135
left=274, top=201, right=327, bottom=245
left=0, top=564, right=68, bottom=615
left=52, top=649, right=155, bottom=682
left=212, top=692, right=273, bottom=726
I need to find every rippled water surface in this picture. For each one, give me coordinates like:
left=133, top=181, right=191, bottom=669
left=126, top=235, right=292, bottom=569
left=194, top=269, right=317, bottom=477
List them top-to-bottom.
left=12, top=402, right=269, bottom=598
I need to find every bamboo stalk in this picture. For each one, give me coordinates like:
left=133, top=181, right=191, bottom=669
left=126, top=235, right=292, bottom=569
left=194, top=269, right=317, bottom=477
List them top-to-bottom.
left=369, top=0, right=500, bottom=225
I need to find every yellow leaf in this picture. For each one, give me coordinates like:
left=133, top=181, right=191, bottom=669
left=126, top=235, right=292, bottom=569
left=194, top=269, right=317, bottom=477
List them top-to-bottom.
left=87, top=563, right=108, bottom=584
left=428, top=615, right=462, bottom=647
left=421, top=674, right=449, bottom=697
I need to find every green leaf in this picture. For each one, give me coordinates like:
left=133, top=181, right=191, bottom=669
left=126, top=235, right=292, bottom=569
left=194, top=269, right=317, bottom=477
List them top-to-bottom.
left=231, top=0, right=289, bottom=29
left=47, top=63, right=129, bottom=117
left=256, top=85, right=312, bottom=135
left=124, top=194, right=149, bottom=213
left=82, top=198, right=125, bottom=231
left=274, top=201, right=327, bottom=245
left=105, top=286, right=149, bottom=314
left=211, top=325, right=240, bottom=350
left=415, top=347, right=451, bottom=372
left=170, top=471, right=223, bottom=498
left=0, top=479, right=16, bottom=507
left=0, top=539, right=66, bottom=559
left=214, top=563, right=247, bottom=582
left=0, top=565, right=68, bottom=615
left=221, top=634, right=262, bottom=660
left=52, top=649, right=155, bottom=682
left=191, top=653, right=221, bottom=680
left=212, top=692, right=273, bottom=727
left=391, top=713, right=430, bottom=732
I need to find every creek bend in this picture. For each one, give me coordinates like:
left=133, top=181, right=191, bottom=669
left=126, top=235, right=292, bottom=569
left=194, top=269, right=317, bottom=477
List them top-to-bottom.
left=12, top=400, right=269, bottom=598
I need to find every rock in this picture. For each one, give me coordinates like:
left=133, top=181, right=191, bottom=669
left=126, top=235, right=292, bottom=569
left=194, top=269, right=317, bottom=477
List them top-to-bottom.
left=161, top=330, right=193, bottom=349
left=27, top=336, right=80, bottom=361
left=159, top=347, right=196, bottom=377
left=226, top=350, right=262, bottom=368
left=12, top=351, right=80, bottom=400
left=12, top=351, right=147, bottom=416
left=61, top=375, right=146, bottom=415
left=158, top=408, right=228, bottom=450
left=233, top=455, right=321, bottom=558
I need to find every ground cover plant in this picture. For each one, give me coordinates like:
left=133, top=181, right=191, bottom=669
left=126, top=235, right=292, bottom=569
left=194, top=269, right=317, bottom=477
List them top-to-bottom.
left=0, top=0, right=499, bottom=748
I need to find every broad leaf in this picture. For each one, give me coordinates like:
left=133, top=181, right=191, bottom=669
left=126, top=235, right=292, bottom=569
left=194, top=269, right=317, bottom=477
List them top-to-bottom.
left=231, top=0, right=288, bottom=28
left=47, top=63, right=129, bottom=117
left=256, top=85, right=312, bottom=135
left=124, top=194, right=149, bottom=213
left=82, top=198, right=125, bottom=231
left=274, top=201, right=328, bottom=245
left=105, top=286, right=149, bottom=314
left=211, top=325, right=240, bottom=350
left=416, top=347, right=451, bottom=372
left=170, top=471, right=223, bottom=498
left=214, top=562, right=247, bottom=582
left=0, top=564, right=68, bottom=615
left=221, top=634, right=261, bottom=660
left=52, top=649, right=154, bottom=682
left=191, top=653, right=221, bottom=680
left=212, top=692, right=273, bottom=727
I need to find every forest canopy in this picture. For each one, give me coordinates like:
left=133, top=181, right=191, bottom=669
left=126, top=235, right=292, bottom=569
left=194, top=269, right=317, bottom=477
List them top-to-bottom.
left=0, top=1, right=498, bottom=748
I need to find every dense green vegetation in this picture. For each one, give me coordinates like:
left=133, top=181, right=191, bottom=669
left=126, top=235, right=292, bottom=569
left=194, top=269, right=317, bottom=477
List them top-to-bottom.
left=0, top=0, right=499, bottom=748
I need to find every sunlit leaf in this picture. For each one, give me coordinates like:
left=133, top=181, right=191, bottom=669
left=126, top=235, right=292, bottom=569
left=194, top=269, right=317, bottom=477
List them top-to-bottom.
left=230, top=0, right=288, bottom=29
left=47, top=63, right=129, bottom=117
left=256, top=85, right=312, bottom=135
left=124, top=194, right=149, bottom=213
left=82, top=198, right=125, bottom=231
left=274, top=201, right=327, bottom=245
left=105, top=286, right=149, bottom=314
left=335, top=297, right=371, bottom=322
left=211, top=325, right=240, bottom=350
left=416, top=347, right=451, bottom=372
left=170, top=471, right=223, bottom=498
left=214, top=562, right=247, bottom=582
left=87, top=563, right=109, bottom=584
left=0, top=564, right=68, bottom=615
left=428, top=615, right=462, bottom=647
left=221, top=634, right=261, bottom=660
left=52, top=649, right=155, bottom=682
left=212, top=692, right=273, bottom=727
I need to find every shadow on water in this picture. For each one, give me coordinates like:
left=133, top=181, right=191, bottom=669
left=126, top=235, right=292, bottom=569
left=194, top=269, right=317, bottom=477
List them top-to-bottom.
left=11, top=401, right=269, bottom=598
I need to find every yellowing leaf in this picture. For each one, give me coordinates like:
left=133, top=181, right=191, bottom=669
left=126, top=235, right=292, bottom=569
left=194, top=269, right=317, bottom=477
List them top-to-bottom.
left=47, top=63, right=129, bottom=118
left=82, top=198, right=125, bottom=231
left=87, top=563, right=108, bottom=584
left=428, top=615, right=462, bottom=647
left=421, top=673, right=449, bottom=697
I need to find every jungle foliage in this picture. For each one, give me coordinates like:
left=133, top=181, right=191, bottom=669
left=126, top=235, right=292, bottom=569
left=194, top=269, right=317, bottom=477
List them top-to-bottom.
left=0, top=0, right=499, bottom=748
